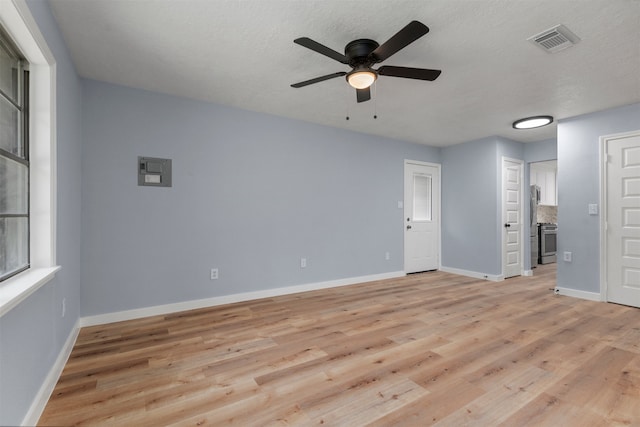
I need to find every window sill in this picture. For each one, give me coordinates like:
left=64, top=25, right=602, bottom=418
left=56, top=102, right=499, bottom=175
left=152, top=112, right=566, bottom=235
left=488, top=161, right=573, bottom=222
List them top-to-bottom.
left=0, top=266, right=61, bottom=318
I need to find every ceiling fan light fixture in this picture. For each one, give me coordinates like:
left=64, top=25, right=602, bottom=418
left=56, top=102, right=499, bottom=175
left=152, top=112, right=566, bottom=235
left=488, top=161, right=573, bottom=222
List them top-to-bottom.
left=291, top=21, right=438, bottom=103
left=347, top=69, right=377, bottom=89
left=512, top=115, right=554, bottom=129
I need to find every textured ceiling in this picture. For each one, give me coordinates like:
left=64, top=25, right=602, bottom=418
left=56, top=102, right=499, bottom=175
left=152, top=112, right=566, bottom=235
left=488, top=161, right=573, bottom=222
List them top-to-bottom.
left=49, top=0, right=640, bottom=147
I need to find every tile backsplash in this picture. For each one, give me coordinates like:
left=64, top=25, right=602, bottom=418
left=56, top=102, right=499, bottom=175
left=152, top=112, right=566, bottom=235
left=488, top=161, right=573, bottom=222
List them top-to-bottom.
left=537, top=205, right=557, bottom=224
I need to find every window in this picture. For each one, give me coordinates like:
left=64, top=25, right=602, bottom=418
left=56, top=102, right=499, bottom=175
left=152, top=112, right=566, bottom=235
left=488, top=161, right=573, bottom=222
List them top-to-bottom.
left=0, top=0, right=58, bottom=317
left=0, top=26, right=29, bottom=282
left=412, top=173, right=432, bottom=221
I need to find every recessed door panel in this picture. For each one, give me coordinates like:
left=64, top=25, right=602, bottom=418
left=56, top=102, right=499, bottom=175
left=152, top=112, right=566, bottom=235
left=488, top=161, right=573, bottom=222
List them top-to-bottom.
left=606, top=131, right=640, bottom=307
left=503, top=158, right=523, bottom=278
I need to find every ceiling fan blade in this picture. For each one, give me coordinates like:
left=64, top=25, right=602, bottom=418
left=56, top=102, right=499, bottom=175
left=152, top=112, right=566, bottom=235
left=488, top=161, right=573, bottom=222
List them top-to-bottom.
left=370, top=21, right=429, bottom=63
left=294, top=37, right=349, bottom=64
left=378, top=66, right=441, bottom=81
left=291, top=72, right=347, bottom=88
left=356, top=87, right=371, bottom=103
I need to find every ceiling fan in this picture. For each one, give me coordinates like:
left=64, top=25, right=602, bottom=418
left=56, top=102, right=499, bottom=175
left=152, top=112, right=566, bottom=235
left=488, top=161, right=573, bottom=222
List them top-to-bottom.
left=291, top=21, right=441, bottom=103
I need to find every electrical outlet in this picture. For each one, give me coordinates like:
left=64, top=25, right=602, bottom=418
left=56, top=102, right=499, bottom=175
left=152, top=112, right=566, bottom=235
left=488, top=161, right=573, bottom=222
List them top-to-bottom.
left=563, top=251, right=572, bottom=262
left=385, top=252, right=390, bottom=260
left=300, top=258, right=307, bottom=268
left=210, top=268, right=219, bottom=280
left=61, top=298, right=66, bottom=318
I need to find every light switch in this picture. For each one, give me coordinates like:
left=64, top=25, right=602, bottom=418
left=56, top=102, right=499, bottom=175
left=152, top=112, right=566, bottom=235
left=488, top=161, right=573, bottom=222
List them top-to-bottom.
left=145, top=174, right=161, bottom=184
left=588, top=204, right=598, bottom=215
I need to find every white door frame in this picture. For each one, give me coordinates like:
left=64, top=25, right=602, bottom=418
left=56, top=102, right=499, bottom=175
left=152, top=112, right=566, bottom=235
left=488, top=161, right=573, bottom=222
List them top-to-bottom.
left=599, top=129, right=640, bottom=301
left=501, top=156, right=525, bottom=278
left=403, top=159, right=442, bottom=273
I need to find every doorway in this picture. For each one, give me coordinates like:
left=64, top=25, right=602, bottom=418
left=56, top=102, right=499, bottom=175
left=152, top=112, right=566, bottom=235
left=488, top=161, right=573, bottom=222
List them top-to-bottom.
left=529, top=159, right=558, bottom=277
left=404, top=160, right=440, bottom=273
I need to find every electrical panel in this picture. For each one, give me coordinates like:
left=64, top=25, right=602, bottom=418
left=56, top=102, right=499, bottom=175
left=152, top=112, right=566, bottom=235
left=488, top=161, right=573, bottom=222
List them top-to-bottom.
left=138, top=156, right=172, bottom=187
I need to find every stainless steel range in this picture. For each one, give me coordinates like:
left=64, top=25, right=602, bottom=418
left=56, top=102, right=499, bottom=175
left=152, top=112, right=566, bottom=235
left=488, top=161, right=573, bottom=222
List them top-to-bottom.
left=538, top=223, right=557, bottom=264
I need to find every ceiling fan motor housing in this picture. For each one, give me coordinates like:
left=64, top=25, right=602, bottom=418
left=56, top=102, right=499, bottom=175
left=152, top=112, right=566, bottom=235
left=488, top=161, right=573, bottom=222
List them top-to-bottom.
left=345, top=39, right=379, bottom=66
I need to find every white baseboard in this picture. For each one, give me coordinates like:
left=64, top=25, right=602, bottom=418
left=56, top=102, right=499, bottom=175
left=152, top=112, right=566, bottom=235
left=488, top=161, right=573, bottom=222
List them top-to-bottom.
left=439, top=266, right=504, bottom=282
left=523, top=270, right=533, bottom=277
left=80, top=271, right=405, bottom=327
left=554, top=286, right=602, bottom=302
left=23, top=319, right=80, bottom=426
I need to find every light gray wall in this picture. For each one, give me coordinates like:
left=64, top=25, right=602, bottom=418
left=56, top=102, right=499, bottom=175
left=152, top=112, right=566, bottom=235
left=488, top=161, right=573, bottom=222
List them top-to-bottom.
left=0, top=1, right=83, bottom=425
left=80, top=80, right=440, bottom=316
left=557, top=102, right=640, bottom=293
left=441, top=136, right=525, bottom=276
left=441, top=137, right=499, bottom=275
left=524, top=138, right=557, bottom=164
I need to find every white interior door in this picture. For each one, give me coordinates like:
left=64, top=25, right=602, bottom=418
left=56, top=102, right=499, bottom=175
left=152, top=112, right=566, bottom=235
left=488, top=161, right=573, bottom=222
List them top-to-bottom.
left=604, top=131, right=640, bottom=308
left=502, top=158, right=523, bottom=278
left=404, top=161, right=440, bottom=273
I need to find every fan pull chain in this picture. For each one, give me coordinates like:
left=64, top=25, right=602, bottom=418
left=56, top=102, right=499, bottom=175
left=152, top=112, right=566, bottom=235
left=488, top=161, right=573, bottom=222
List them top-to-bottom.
left=373, top=82, right=378, bottom=119
left=345, top=91, right=351, bottom=120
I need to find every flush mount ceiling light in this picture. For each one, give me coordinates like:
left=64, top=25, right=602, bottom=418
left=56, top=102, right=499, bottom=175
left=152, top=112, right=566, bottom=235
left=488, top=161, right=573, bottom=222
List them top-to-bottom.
left=346, top=67, right=377, bottom=89
left=513, top=115, right=554, bottom=129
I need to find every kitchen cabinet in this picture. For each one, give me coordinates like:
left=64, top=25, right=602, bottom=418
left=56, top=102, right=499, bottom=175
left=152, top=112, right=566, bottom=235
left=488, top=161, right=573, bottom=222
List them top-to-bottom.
left=531, top=160, right=557, bottom=206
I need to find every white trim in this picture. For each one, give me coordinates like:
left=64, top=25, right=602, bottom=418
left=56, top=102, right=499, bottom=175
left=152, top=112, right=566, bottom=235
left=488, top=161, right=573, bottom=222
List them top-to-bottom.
left=0, top=0, right=60, bottom=315
left=3, top=0, right=54, bottom=60
left=599, top=129, right=640, bottom=303
left=599, top=133, right=608, bottom=301
left=501, top=156, right=525, bottom=278
left=403, top=159, right=442, bottom=273
left=403, top=159, right=441, bottom=168
left=0, top=266, right=60, bottom=317
left=439, top=266, right=504, bottom=282
left=523, top=269, right=533, bottom=277
left=80, top=271, right=405, bottom=327
left=554, top=286, right=602, bottom=302
left=23, top=319, right=80, bottom=426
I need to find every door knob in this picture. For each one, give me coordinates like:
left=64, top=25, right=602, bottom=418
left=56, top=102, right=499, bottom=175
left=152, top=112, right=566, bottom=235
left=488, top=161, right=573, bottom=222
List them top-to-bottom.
left=504, top=223, right=511, bottom=228
left=407, top=225, right=412, bottom=230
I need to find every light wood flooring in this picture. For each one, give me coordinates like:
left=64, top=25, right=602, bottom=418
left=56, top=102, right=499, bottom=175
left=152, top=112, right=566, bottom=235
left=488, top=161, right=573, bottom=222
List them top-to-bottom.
left=39, top=264, right=640, bottom=426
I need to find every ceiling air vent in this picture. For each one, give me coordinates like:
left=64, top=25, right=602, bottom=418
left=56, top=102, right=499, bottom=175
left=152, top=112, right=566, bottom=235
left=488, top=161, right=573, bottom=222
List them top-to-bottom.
left=528, top=24, right=580, bottom=53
